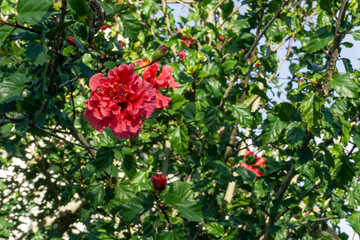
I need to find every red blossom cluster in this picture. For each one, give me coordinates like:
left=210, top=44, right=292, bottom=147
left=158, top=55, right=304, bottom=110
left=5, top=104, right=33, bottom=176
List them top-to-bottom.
left=177, top=29, right=194, bottom=47
left=136, top=60, right=179, bottom=109
left=84, top=64, right=157, bottom=139
left=241, top=150, right=266, bottom=177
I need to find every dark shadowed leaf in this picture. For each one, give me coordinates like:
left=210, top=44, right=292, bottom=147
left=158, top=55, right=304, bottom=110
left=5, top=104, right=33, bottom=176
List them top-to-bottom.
left=0, top=73, right=29, bottom=104
left=86, top=182, right=105, bottom=206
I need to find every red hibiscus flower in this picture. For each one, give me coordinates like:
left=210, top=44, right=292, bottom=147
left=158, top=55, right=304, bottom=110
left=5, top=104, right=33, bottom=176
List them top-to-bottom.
left=137, top=60, right=179, bottom=109
left=84, top=64, right=156, bottom=139
left=241, top=150, right=266, bottom=177
left=152, top=173, right=167, bottom=192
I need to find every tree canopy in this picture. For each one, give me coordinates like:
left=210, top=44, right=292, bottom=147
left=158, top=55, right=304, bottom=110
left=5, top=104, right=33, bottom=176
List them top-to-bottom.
left=1, top=0, right=360, bottom=239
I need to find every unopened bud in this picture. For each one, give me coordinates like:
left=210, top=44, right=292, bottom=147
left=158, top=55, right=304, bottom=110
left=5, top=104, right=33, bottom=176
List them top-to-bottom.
left=66, top=36, right=75, bottom=46
left=151, top=45, right=167, bottom=61
left=179, top=50, right=186, bottom=60
left=152, top=173, right=167, bottom=192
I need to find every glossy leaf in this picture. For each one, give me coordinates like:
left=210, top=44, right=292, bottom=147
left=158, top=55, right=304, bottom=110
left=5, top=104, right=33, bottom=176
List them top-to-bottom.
left=17, top=0, right=55, bottom=25
left=0, top=73, right=29, bottom=104
left=330, top=73, right=359, bottom=98
left=300, top=93, right=324, bottom=129
left=168, top=124, right=189, bottom=155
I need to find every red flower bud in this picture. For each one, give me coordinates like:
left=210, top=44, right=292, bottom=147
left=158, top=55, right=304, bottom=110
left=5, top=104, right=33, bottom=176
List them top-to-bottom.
left=218, top=35, right=225, bottom=41
left=66, top=36, right=75, bottom=46
left=151, top=45, right=168, bottom=61
left=159, top=45, right=167, bottom=53
left=179, top=50, right=186, bottom=60
left=152, top=173, right=167, bottom=191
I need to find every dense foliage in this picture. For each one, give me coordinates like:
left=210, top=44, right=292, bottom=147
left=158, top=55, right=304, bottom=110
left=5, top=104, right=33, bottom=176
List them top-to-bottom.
left=1, top=0, right=360, bottom=239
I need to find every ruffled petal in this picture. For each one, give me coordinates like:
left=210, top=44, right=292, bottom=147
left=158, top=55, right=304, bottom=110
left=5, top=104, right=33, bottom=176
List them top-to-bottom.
left=89, top=73, right=106, bottom=91
left=156, top=91, right=171, bottom=109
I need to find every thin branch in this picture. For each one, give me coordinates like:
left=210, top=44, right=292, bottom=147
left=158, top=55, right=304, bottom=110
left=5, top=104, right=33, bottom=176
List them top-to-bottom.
left=175, top=0, right=195, bottom=12
left=244, top=0, right=290, bottom=61
left=0, top=19, right=42, bottom=34
left=32, top=125, right=98, bottom=150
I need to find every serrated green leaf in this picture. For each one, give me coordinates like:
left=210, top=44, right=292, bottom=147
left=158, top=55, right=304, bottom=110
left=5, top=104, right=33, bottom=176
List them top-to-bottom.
left=17, top=0, right=55, bottom=25
left=69, top=0, right=88, bottom=16
left=319, top=0, right=332, bottom=13
left=119, top=12, right=141, bottom=40
left=0, top=25, right=15, bottom=47
left=307, top=29, right=333, bottom=53
left=351, top=30, right=360, bottom=41
left=25, top=42, right=48, bottom=66
left=342, top=58, right=354, bottom=73
left=0, top=73, right=29, bottom=104
left=330, top=73, right=359, bottom=98
left=300, top=93, right=324, bottom=129
left=171, top=94, right=188, bottom=111
left=229, top=103, right=253, bottom=127
left=204, top=106, right=222, bottom=132
left=262, top=115, right=287, bottom=143
left=286, top=121, right=306, bottom=145
left=168, top=124, right=189, bottom=155
left=94, top=147, right=114, bottom=171
left=123, top=155, right=136, bottom=179
left=114, top=181, right=136, bottom=203
left=86, top=182, right=105, bottom=206
left=165, top=182, right=193, bottom=204
left=176, top=200, right=203, bottom=222
left=348, top=212, right=360, bottom=234
left=206, top=222, right=224, bottom=237
left=157, top=229, right=185, bottom=240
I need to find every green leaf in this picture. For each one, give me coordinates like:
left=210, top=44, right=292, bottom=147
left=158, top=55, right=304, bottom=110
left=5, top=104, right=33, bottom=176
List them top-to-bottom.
left=17, top=0, right=55, bottom=25
left=69, top=0, right=88, bottom=16
left=319, top=0, right=332, bottom=13
left=119, top=12, right=141, bottom=40
left=0, top=25, right=15, bottom=47
left=307, top=29, right=333, bottom=53
left=351, top=30, right=360, bottom=41
left=25, top=42, right=48, bottom=66
left=62, top=45, right=74, bottom=56
left=342, top=58, right=354, bottom=73
left=104, top=61, right=116, bottom=70
left=198, top=63, right=220, bottom=78
left=0, top=73, right=29, bottom=104
left=330, top=73, right=359, bottom=98
left=204, top=79, right=222, bottom=98
left=300, top=93, right=324, bottom=129
left=171, top=94, right=188, bottom=111
left=229, top=103, right=253, bottom=127
left=204, top=106, right=222, bottom=132
left=262, top=115, right=287, bottom=143
left=286, top=122, right=306, bottom=145
left=168, top=124, right=189, bottom=155
left=94, top=147, right=113, bottom=171
left=123, top=155, right=136, bottom=179
left=334, top=156, right=355, bottom=188
left=114, top=181, right=136, bottom=203
left=86, top=182, right=105, bottom=206
left=165, top=182, right=193, bottom=204
left=121, top=192, right=153, bottom=221
left=176, top=200, right=203, bottom=222
left=348, top=212, right=360, bottom=234
left=206, top=222, right=224, bottom=237
left=157, top=229, right=185, bottom=240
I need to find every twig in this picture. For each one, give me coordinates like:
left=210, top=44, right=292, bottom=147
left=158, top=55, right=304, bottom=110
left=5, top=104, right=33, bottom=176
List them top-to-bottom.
left=161, top=0, right=177, bottom=59
left=175, top=0, right=195, bottom=12
left=244, top=0, right=290, bottom=61
left=0, top=19, right=41, bottom=34
left=59, top=77, right=80, bottom=89
left=32, top=125, right=98, bottom=150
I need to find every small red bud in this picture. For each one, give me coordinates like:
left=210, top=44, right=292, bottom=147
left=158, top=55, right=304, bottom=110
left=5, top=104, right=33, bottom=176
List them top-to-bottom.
left=218, top=35, right=225, bottom=41
left=66, top=36, right=75, bottom=46
left=151, top=45, right=168, bottom=61
left=158, top=45, right=167, bottom=53
left=179, top=50, right=186, bottom=60
left=152, top=173, right=167, bottom=191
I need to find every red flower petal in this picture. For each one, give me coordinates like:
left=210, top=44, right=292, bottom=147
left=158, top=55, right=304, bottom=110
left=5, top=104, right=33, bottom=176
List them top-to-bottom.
left=155, top=91, right=171, bottom=109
